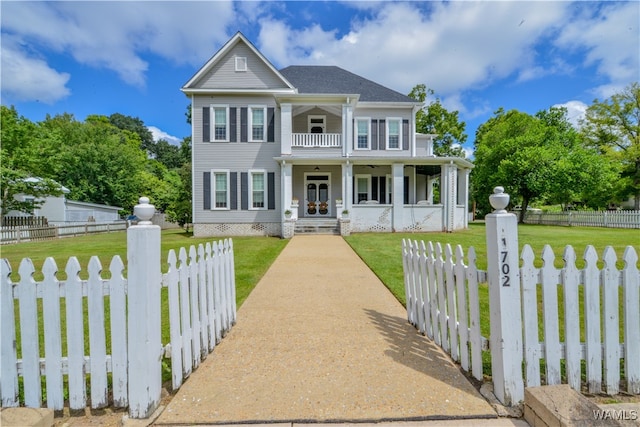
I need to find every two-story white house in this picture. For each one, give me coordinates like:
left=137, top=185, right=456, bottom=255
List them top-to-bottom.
left=183, top=32, right=473, bottom=238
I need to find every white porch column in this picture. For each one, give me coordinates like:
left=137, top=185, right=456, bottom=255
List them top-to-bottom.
left=281, top=103, right=292, bottom=155
left=342, top=103, right=353, bottom=157
left=281, top=161, right=293, bottom=212
left=343, top=161, right=353, bottom=211
left=441, top=162, right=458, bottom=232
left=392, top=163, right=404, bottom=232
left=460, top=168, right=470, bottom=228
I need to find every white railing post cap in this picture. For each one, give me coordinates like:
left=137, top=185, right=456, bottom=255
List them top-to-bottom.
left=489, top=186, right=510, bottom=213
left=134, top=197, right=155, bottom=224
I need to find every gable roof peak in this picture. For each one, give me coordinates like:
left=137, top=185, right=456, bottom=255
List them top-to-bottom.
left=182, top=31, right=295, bottom=91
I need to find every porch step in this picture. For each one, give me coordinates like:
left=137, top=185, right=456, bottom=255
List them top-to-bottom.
left=294, top=218, right=339, bottom=235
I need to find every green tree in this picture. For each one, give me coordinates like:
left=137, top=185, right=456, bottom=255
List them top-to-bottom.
left=581, top=82, right=640, bottom=209
left=408, top=84, right=467, bottom=157
left=472, top=107, right=614, bottom=222
left=108, top=113, right=155, bottom=154
left=47, top=114, right=149, bottom=212
left=165, top=162, right=192, bottom=230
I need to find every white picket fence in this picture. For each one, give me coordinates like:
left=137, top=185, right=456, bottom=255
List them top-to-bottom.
left=523, top=210, right=640, bottom=228
left=1, top=221, right=128, bottom=244
left=0, top=226, right=235, bottom=416
left=403, top=237, right=640, bottom=402
left=401, top=239, right=488, bottom=382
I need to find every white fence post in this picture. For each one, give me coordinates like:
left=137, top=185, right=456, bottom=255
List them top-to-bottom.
left=485, top=187, right=524, bottom=406
left=127, top=197, right=162, bottom=418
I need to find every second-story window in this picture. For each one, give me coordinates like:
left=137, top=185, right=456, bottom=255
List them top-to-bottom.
left=212, top=106, right=228, bottom=141
left=249, top=106, right=266, bottom=142
left=355, top=118, right=370, bottom=149
left=387, top=118, right=401, bottom=149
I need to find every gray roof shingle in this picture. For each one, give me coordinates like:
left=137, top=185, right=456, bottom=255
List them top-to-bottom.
left=279, top=66, right=417, bottom=103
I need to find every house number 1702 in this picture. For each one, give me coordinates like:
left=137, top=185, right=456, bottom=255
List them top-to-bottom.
left=500, top=237, right=510, bottom=287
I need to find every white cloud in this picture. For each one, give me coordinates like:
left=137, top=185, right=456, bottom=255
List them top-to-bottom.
left=1, top=1, right=235, bottom=90
left=256, top=1, right=571, bottom=97
left=555, top=2, right=639, bottom=98
left=0, top=37, right=71, bottom=104
left=553, top=100, right=588, bottom=128
left=148, top=126, right=181, bottom=146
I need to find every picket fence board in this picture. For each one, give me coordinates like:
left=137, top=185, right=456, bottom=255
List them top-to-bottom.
left=229, top=240, right=237, bottom=324
left=401, top=240, right=411, bottom=323
left=413, top=240, right=424, bottom=333
left=213, top=241, right=223, bottom=343
left=419, top=242, right=431, bottom=338
left=426, top=242, right=439, bottom=345
left=205, top=243, right=216, bottom=352
left=435, top=243, right=448, bottom=351
left=198, top=244, right=209, bottom=360
left=444, top=245, right=458, bottom=362
left=455, top=245, right=470, bottom=372
left=521, top=245, right=541, bottom=387
left=189, top=246, right=202, bottom=368
left=540, top=246, right=561, bottom=385
left=561, top=246, right=581, bottom=392
left=583, top=246, right=602, bottom=393
left=178, top=247, right=193, bottom=379
left=466, top=247, right=483, bottom=381
left=602, top=247, right=620, bottom=395
left=623, top=247, right=640, bottom=394
left=166, top=250, right=183, bottom=390
left=108, top=256, right=128, bottom=407
left=65, top=257, right=87, bottom=409
left=88, top=257, right=108, bottom=408
left=43, top=258, right=64, bottom=410
left=1, top=259, right=19, bottom=406
left=19, top=259, right=41, bottom=407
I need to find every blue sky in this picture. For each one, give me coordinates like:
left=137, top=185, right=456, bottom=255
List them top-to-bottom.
left=2, top=1, right=638, bottom=156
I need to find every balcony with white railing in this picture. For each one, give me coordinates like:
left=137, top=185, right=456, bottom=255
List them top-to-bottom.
left=292, top=133, right=342, bottom=148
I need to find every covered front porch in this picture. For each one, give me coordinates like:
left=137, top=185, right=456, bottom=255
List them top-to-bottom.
left=278, top=157, right=472, bottom=235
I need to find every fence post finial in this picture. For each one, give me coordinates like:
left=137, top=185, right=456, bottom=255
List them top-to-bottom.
left=485, top=186, right=524, bottom=406
left=127, top=196, right=162, bottom=418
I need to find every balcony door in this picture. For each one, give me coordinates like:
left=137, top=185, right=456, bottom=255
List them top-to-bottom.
left=308, top=115, right=326, bottom=134
left=304, top=173, right=331, bottom=217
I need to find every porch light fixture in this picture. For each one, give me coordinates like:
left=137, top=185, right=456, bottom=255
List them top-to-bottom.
left=314, top=166, right=320, bottom=171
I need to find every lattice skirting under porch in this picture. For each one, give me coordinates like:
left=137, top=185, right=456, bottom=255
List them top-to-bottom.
left=194, top=222, right=281, bottom=237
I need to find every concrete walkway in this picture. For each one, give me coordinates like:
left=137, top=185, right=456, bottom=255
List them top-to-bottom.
left=154, top=235, right=510, bottom=425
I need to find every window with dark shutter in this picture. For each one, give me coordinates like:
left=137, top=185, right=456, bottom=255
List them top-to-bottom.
left=202, top=107, right=210, bottom=142
left=230, top=108, right=237, bottom=143
left=240, top=108, right=248, bottom=142
left=267, top=108, right=275, bottom=142
left=371, top=119, right=378, bottom=150
left=403, top=119, right=409, bottom=150
left=378, top=120, right=386, bottom=150
left=203, top=171, right=211, bottom=209
left=230, top=172, right=238, bottom=210
left=240, top=172, right=248, bottom=210
left=268, top=172, right=275, bottom=209
left=379, top=177, right=386, bottom=204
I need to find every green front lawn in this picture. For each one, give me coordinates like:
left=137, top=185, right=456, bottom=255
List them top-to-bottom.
left=344, top=222, right=639, bottom=308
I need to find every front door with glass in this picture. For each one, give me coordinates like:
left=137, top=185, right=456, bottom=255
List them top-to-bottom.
left=305, top=174, right=331, bottom=217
